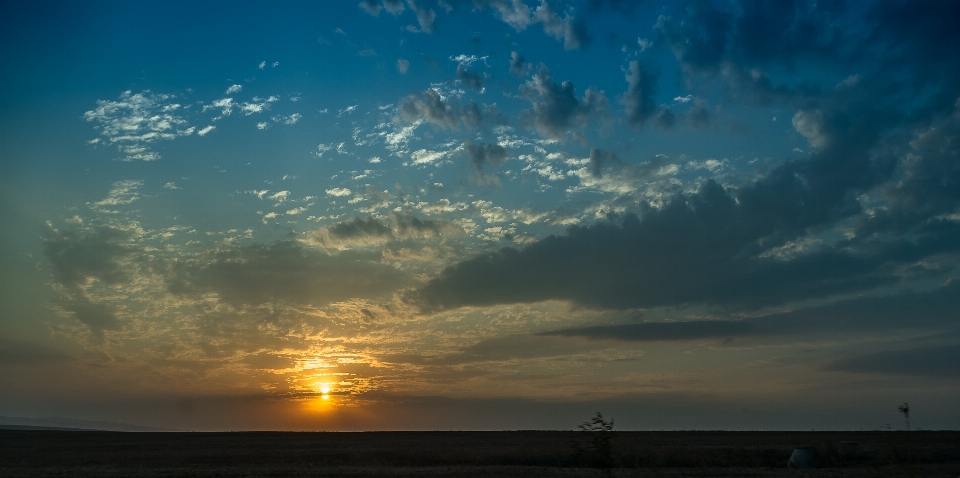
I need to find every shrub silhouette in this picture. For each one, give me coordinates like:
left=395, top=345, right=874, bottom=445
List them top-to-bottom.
left=898, top=402, right=910, bottom=431
left=571, top=412, right=615, bottom=469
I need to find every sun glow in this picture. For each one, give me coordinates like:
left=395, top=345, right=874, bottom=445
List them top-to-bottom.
left=302, top=381, right=335, bottom=413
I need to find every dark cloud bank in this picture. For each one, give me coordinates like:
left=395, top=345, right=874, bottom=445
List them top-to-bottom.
left=405, top=0, right=960, bottom=320
left=540, top=281, right=960, bottom=342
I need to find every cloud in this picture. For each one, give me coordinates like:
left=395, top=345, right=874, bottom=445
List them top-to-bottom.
left=359, top=0, right=382, bottom=15
left=382, top=0, right=405, bottom=14
left=406, top=0, right=437, bottom=33
left=469, top=0, right=589, bottom=50
left=533, top=0, right=590, bottom=50
left=653, top=0, right=844, bottom=75
left=509, top=51, right=527, bottom=76
left=397, top=58, right=410, bottom=74
left=621, top=61, right=658, bottom=130
left=519, top=64, right=607, bottom=140
left=456, top=65, right=484, bottom=90
left=225, top=84, right=242, bottom=94
left=397, top=89, right=498, bottom=130
left=398, top=89, right=458, bottom=128
left=84, top=90, right=192, bottom=161
left=240, top=96, right=278, bottom=115
left=205, top=98, right=235, bottom=118
left=684, top=99, right=710, bottom=129
left=654, top=108, right=676, bottom=130
left=792, top=108, right=827, bottom=149
left=875, top=108, right=960, bottom=229
left=197, top=125, right=216, bottom=136
left=404, top=132, right=957, bottom=313
left=464, top=141, right=507, bottom=175
left=315, top=143, right=334, bottom=157
left=410, top=148, right=458, bottom=165
left=585, top=148, right=623, bottom=178
left=90, top=180, right=143, bottom=209
left=326, top=187, right=352, bottom=197
left=268, top=190, right=290, bottom=203
left=303, top=212, right=457, bottom=251
left=42, top=223, right=140, bottom=333
left=43, top=224, right=136, bottom=290
left=166, top=241, right=406, bottom=308
left=524, top=275, right=960, bottom=346
left=56, top=295, right=122, bottom=332
left=541, top=320, right=762, bottom=342
left=383, top=333, right=609, bottom=365
left=826, top=345, right=960, bottom=378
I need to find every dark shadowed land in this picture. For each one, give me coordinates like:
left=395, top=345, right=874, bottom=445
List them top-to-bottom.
left=2, top=430, right=959, bottom=477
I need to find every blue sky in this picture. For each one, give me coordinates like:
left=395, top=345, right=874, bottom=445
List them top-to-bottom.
left=1, top=0, right=959, bottom=431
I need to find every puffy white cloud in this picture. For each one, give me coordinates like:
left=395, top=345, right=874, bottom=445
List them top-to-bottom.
left=792, top=108, right=827, bottom=149
left=315, top=143, right=334, bottom=157
left=326, top=187, right=352, bottom=197
left=268, top=190, right=291, bottom=204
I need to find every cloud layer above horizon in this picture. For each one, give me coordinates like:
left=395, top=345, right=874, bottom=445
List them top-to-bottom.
left=1, top=0, right=959, bottom=431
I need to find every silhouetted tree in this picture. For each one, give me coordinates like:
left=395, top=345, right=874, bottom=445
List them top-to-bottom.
left=898, top=402, right=910, bottom=431
left=572, top=412, right=615, bottom=471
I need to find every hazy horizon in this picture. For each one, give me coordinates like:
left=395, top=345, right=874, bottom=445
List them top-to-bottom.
left=2, top=0, right=959, bottom=432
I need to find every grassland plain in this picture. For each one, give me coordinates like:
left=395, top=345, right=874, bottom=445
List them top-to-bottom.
left=1, top=430, right=958, bottom=477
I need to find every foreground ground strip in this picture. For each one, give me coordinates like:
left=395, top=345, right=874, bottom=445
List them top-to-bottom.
left=1, top=430, right=958, bottom=477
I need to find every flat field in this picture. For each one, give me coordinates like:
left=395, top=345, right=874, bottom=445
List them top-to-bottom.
left=1, top=430, right=958, bottom=477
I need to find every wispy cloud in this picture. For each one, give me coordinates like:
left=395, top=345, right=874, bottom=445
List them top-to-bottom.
left=83, top=91, right=193, bottom=161
left=90, top=180, right=143, bottom=211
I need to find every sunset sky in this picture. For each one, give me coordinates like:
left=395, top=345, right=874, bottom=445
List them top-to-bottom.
left=1, top=0, right=959, bottom=431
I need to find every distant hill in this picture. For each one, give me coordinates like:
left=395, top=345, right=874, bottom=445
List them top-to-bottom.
left=0, top=415, right=170, bottom=432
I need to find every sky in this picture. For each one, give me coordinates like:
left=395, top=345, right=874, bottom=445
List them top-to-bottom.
left=1, top=0, right=958, bottom=431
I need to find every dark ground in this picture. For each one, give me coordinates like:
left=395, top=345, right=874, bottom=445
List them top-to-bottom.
left=1, top=430, right=958, bottom=477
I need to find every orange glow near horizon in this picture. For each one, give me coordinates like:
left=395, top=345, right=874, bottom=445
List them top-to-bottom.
left=301, top=381, right=336, bottom=413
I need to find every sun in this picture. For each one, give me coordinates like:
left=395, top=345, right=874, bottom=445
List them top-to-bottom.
left=301, top=382, right=334, bottom=412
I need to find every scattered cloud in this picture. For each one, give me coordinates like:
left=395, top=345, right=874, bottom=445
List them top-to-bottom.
left=509, top=51, right=527, bottom=77
left=621, top=61, right=659, bottom=130
left=519, top=65, right=607, bottom=140
left=83, top=91, right=192, bottom=161
left=90, top=180, right=143, bottom=210
left=326, top=187, right=352, bottom=197
left=303, top=212, right=458, bottom=250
